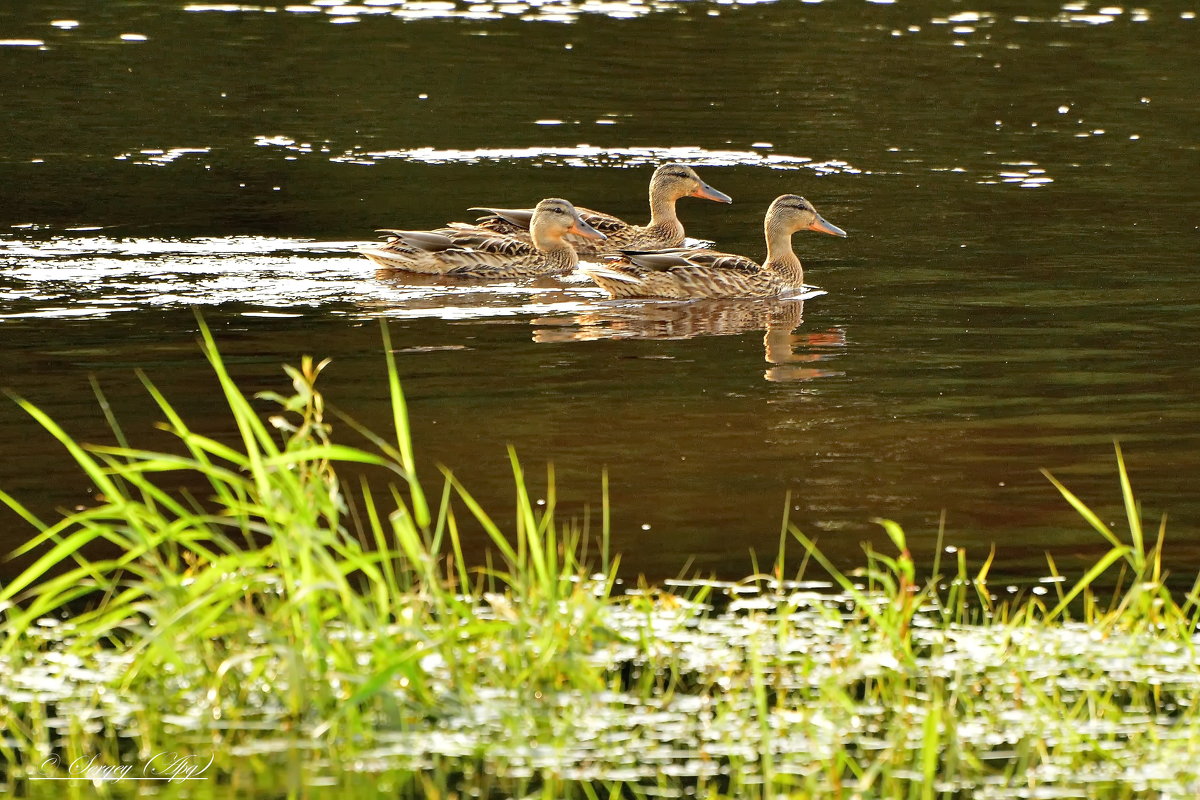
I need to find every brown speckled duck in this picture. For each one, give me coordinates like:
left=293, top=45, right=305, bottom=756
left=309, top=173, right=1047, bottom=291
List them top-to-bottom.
left=468, top=163, right=731, bottom=255
left=581, top=195, right=845, bottom=299
left=358, top=198, right=604, bottom=279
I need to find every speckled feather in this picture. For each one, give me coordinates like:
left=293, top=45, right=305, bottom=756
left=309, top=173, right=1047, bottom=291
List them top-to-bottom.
left=466, top=163, right=730, bottom=256
left=580, top=194, right=845, bottom=300
left=359, top=198, right=598, bottom=278
left=471, top=208, right=683, bottom=255
left=359, top=225, right=576, bottom=277
left=584, top=254, right=793, bottom=300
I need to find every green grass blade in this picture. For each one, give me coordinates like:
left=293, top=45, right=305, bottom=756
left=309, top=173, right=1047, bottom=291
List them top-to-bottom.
left=194, top=314, right=280, bottom=499
left=379, top=321, right=430, bottom=528
left=7, top=394, right=125, bottom=508
left=1113, top=441, right=1145, bottom=567
left=261, top=445, right=390, bottom=469
left=601, top=468, right=611, bottom=574
left=1041, top=468, right=1126, bottom=552
left=442, top=469, right=518, bottom=566
left=0, top=489, right=47, bottom=532
left=875, top=517, right=907, bottom=553
left=0, top=524, right=124, bottom=606
left=1045, top=546, right=1130, bottom=621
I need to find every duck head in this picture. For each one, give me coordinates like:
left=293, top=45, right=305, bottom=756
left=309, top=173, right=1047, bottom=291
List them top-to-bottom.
left=650, top=163, right=733, bottom=204
left=765, top=194, right=846, bottom=238
left=530, top=198, right=606, bottom=249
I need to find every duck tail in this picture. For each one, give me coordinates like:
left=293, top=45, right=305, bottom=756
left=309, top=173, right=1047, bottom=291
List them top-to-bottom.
left=580, top=263, right=639, bottom=284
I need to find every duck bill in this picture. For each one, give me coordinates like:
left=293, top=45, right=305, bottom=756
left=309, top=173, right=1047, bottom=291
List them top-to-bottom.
left=690, top=181, right=733, bottom=204
left=808, top=215, right=847, bottom=237
left=570, top=217, right=607, bottom=240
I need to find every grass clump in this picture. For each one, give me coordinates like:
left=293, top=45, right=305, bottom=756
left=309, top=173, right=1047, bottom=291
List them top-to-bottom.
left=0, top=319, right=621, bottom=772
left=1, top=319, right=1199, bottom=799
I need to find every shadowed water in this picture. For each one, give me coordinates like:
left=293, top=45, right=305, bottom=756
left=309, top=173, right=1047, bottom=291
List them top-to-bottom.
left=1, top=0, right=1199, bottom=585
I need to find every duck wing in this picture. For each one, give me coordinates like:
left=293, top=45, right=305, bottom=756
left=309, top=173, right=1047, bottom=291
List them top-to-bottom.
left=469, top=205, right=631, bottom=238
left=468, top=207, right=536, bottom=231
left=573, top=207, right=633, bottom=237
left=368, top=226, right=540, bottom=273
left=381, top=226, right=535, bottom=256
left=441, top=227, right=538, bottom=257
left=375, top=229, right=457, bottom=252
left=617, top=248, right=763, bottom=275
left=615, top=249, right=696, bottom=270
left=675, top=251, right=762, bottom=275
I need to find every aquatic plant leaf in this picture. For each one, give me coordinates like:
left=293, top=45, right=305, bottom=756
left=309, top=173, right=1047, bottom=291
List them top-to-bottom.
left=1114, top=441, right=1145, bottom=565
left=1041, top=468, right=1125, bottom=553
left=1046, top=545, right=1130, bottom=621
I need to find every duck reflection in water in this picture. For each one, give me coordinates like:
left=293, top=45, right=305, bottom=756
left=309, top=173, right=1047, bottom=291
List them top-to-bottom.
left=531, top=298, right=845, bottom=382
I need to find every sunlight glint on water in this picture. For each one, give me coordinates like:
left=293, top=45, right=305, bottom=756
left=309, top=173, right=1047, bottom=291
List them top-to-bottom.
left=0, top=235, right=618, bottom=321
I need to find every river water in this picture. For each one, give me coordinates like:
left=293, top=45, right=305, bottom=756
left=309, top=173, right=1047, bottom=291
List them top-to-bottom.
left=1, top=0, right=1198, bottom=582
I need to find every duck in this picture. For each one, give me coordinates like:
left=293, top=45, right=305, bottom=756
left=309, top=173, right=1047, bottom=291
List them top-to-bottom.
left=468, top=163, right=731, bottom=256
left=580, top=195, right=846, bottom=300
left=358, top=198, right=605, bottom=279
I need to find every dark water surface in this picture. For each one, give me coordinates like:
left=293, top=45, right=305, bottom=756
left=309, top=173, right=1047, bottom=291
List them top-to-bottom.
left=2, top=0, right=1198, bottom=582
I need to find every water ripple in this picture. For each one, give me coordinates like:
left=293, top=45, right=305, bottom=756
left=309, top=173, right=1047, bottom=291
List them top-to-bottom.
left=177, top=0, right=1181, bottom=26
left=183, top=0, right=777, bottom=23
left=252, top=137, right=867, bottom=174
left=0, top=235, right=602, bottom=322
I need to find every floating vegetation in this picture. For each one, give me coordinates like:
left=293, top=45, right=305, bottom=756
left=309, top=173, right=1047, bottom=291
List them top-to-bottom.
left=1, top=319, right=1199, bottom=798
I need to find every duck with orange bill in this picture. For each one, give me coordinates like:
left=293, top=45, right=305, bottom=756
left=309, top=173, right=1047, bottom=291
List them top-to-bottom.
left=469, top=163, right=731, bottom=255
left=581, top=195, right=845, bottom=300
left=359, top=198, right=605, bottom=279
